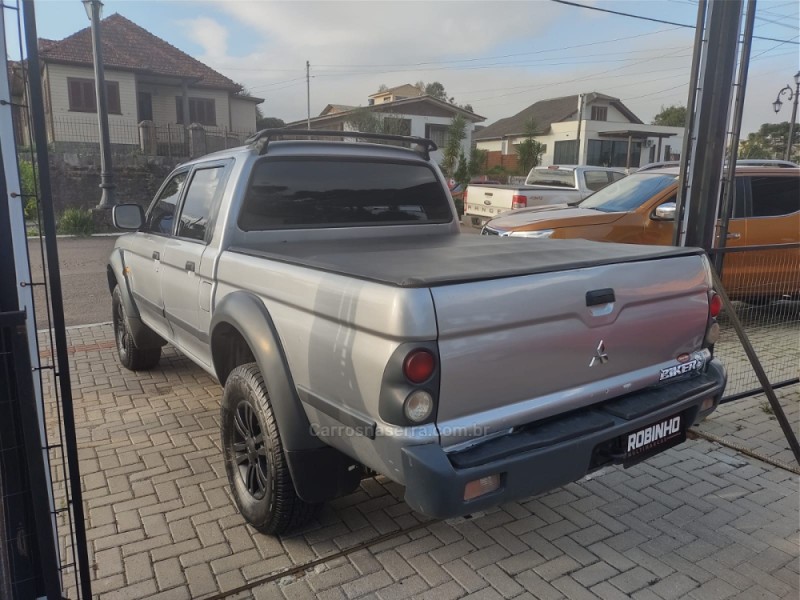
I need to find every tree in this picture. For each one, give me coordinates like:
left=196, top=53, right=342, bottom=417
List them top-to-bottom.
left=424, top=81, right=448, bottom=102
left=378, top=83, right=389, bottom=92
left=651, top=105, right=687, bottom=127
left=347, top=107, right=382, bottom=133
left=346, top=108, right=412, bottom=137
left=440, top=115, right=467, bottom=178
left=256, top=116, right=285, bottom=130
left=516, top=119, right=546, bottom=174
left=738, top=121, right=799, bottom=161
left=468, top=148, right=488, bottom=177
left=455, top=151, right=470, bottom=187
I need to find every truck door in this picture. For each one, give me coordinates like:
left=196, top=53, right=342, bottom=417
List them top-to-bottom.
left=161, top=161, right=229, bottom=366
left=124, top=170, right=188, bottom=340
left=724, top=174, right=800, bottom=299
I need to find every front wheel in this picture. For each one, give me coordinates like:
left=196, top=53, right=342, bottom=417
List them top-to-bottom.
left=112, top=285, right=161, bottom=371
left=221, top=363, right=320, bottom=535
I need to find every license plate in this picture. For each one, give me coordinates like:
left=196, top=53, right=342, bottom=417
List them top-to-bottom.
left=623, top=413, right=685, bottom=467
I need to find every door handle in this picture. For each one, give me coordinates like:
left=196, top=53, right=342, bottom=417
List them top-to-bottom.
left=726, top=232, right=741, bottom=240
left=152, top=251, right=160, bottom=260
left=185, top=261, right=195, bottom=272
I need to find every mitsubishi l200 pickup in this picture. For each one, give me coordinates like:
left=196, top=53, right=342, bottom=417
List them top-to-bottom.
left=108, top=130, right=726, bottom=534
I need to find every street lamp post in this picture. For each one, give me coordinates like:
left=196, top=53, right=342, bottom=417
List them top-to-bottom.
left=82, top=0, right=115, bottom=209
left=772, top=71, right=800, bottom=162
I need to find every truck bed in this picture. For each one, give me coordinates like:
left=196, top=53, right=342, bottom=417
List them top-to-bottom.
left=230, top=234, right=704, bottom=288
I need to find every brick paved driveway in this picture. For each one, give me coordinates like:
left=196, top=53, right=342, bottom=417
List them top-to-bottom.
left=46, top=324, right=798, bottom=600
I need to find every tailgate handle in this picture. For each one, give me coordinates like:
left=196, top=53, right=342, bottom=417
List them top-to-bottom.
left=586, top=288, right=615, bottom=306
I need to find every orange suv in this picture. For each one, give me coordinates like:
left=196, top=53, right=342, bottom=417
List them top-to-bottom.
left=482, top=166, right=800, bottom=301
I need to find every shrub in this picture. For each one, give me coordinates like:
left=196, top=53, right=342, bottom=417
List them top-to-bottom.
left=18, top=160, right=38, bottom=221
left=58, top=208, right=94, bottom=236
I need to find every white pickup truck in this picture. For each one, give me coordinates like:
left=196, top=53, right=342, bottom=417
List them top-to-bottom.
left=464, top=165, right=626, bottom=228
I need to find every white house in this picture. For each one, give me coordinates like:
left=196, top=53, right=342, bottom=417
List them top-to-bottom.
left=15, top=14, right=263, bottom=154
left=286, top=88, right=485, bottom=165
left=475, top=92, right=684, bottom=171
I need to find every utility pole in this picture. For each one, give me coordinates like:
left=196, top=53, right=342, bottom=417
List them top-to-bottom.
left=82, top=0, right=115, bottom=209
left=675, top=0, right=743, bottom=250
left=306, top=60, right=311, bottom=130
left=574, top=93, right=584, bottom=165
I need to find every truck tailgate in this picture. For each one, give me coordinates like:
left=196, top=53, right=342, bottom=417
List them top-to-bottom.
left=431, top=254, right=711, bottom=447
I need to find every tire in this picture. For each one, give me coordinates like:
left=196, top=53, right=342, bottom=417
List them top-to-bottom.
left=112, top=285, right=161, bottom=371
left=221, top=363, right=320, bottom=535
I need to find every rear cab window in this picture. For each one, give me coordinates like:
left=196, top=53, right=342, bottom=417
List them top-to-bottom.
left=238, top=158, right=452, bottom=230
left=526, top=168, right=576, bottom=188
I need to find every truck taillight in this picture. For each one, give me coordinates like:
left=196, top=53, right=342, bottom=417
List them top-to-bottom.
left=463, top=189, right=468, bottom=205
left=511, top=195, right=527, bottom=209
left=705, top=292, right=722, bottom=347
left=709, top=292, right=722, bottom=318
left=403, top=349, right=436, bottom=384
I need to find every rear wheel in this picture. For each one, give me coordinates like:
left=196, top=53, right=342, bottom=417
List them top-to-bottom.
left=112, top=285, right=161, bottom=371
left=221, top=363, right=320, bottom=535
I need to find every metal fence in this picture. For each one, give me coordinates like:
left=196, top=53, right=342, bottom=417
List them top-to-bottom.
left=49, top=115, right=254, bottom=158
left=712, top=243, right=800, bottom=402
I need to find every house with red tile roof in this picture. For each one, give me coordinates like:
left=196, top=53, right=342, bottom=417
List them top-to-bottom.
left=17, top=13, right=262, bottom=154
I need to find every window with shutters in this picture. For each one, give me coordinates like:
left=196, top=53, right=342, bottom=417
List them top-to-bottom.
left=67, top=78, right=121, bottom=114
left=175, top=97, right=216, bottom=126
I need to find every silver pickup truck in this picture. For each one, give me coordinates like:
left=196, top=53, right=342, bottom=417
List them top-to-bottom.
left=108, top=130, right=726, bottom=535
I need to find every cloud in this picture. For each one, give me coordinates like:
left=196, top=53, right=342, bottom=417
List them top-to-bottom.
left=175, top=0, right=798, bottom=133
left=180, top=16, right=229, bottom=59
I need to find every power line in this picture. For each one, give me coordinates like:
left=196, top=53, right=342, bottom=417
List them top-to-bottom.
left=549, top=0, right=800, bottom=44
left=313, top=27, right=686, bottom=69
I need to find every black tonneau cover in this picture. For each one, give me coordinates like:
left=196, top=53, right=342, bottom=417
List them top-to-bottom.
left=231, top=234, right=705, bottom=288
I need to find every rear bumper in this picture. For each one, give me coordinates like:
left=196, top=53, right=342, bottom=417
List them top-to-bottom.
left=401, top=360, right=726, bottom=519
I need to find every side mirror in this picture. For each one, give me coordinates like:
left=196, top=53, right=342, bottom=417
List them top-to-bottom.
left=653, top=201, right=676, bottom=221
left=112, top=204, right=145, bottom=230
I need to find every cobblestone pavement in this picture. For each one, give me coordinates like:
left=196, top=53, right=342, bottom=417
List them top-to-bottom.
left=42, top=324, right=798, bottom=600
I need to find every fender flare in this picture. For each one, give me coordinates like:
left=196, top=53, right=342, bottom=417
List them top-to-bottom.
left=107, top=250, right=163, bottom=349
left=211, top=291, right=361, bottom=502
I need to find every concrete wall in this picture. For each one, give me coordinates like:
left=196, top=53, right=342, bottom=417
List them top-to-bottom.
left=31, top=152, right=183, bottom=217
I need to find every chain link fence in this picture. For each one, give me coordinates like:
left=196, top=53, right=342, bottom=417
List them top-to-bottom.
left=712, top=243, right=800, bottom=402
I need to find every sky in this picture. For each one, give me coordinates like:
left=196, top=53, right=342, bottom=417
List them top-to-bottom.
left=4, top=0, right=800, bottom=134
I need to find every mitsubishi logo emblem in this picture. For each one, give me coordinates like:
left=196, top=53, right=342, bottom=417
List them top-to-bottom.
left=590, top=340, right=609, bottom=367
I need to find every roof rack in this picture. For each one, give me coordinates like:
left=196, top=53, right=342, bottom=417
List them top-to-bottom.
left=245, top=128, right=438, bottom=159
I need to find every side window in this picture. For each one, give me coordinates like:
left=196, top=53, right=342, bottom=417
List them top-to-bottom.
left=176, top=166, right=224, bottom=242
left=584, top=170, right=611, bottom=192
left=144, top=172, right=187, bottom=234
left=610, top=172, right=626, bottom=182
left=750, top=176, right=800, bottom=217
left=717, top=177, right=747, bottom=219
